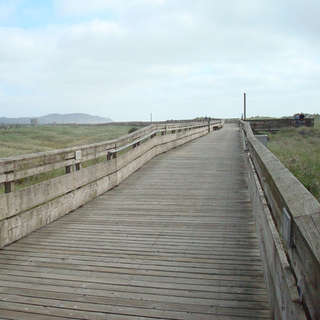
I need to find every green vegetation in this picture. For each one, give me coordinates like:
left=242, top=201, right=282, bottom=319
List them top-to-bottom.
left=268, top=121, right=320, bottom=200
left=0, top=124, right=143, bottom=193
left=0, top=125, right=142, bottom=158
left=128, top=127, right=138, bottom=134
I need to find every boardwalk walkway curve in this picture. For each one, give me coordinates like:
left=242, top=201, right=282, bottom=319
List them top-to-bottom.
left=0, top=124, right=271, bottom=319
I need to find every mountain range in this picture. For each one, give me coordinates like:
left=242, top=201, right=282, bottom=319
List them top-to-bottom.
left=0, top=113, right=112, bottom=124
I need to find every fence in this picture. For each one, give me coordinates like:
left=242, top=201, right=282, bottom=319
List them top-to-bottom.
left=247, top=118, right=314, bottom=133
left=0, top=120, right=223, bottom=248
left=241, top=120, right=319, bottom=320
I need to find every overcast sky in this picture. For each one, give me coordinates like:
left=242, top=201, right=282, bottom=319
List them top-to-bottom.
left=0, top=0, right=319, bottom=121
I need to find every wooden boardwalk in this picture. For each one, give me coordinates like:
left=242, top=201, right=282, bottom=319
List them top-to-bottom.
left=0, top=124, right=271, bottom=319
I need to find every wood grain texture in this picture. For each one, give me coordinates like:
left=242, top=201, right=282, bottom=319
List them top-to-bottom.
left=241, top=120, right=320, bottom=319
left=0, top=122, right=212, bottom=248
left=0, top=123, right=271, bottom=319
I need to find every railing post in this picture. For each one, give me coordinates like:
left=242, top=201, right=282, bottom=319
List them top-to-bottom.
left=66, top=150, right=81, bottom=173
left=75, top=150, right=81, bottom=171
left=65, top=165, right=73, bottom=174
left=3, top=171, right=14, bottom=193
left=4, top=181, right=14, bottom=193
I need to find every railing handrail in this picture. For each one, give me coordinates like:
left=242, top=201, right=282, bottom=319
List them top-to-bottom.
left=0, top=118, right=223, bottom=249
left=241, top=119, right=320, bottom=319
left=0, top=120, right=222, bottom=186
left=0, top=120, right=216, bottom=165
left=241, top=120, right=320, bottom=260
left=109, top=122, right=219, bottom=154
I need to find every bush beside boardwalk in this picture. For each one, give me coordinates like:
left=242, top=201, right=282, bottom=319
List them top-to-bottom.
left=268, top=118, right=320, bottom=200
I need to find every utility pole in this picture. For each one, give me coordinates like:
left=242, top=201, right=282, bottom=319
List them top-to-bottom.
left=243, top=92, right=247, bottom=120
left=150, top=113, right=153, bottom=123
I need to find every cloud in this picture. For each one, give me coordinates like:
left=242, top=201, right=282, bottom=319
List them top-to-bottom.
left=0, top=0, right=21, bottom=22
left=54, top=0, right=166, bottom=17
left=1, top=1, right=320, bottom=120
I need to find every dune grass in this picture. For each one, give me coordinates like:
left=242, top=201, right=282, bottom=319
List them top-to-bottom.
left=268, top=120, right=320, bottom=200
left=0, top=124, right=143, bottom=193
left=0, top=125, right=140, bottom=158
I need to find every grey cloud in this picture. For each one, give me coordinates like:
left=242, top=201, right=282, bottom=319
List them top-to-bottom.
left=1, top=1, right=320, bottom=120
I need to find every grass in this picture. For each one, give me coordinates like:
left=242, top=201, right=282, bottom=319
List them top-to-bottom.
left=268, top=120, right=320, bottom=200
left=0, top=124, right=141, bottom=158
left=0, top=124, right=143, bottom=193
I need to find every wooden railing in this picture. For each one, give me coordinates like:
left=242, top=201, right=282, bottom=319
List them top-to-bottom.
left=247, top=118, right=314, bottom=133
left=0, top=120, right=223, bottom=248
left=241, top=120, right=319, bottom=320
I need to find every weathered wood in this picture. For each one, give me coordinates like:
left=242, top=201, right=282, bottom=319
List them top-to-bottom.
left=247, top=118, right=314, bottom=133
left=242, top=120, right=320, bottom=319
left=0, top=122, right=218, bottom=247
left=0, top=122, right=223, bottom=185
left=0, top=124, right=270, bottom=319
left=246, top=155, right=306, bottom=319
left=0, top=159, right=117, bottom=221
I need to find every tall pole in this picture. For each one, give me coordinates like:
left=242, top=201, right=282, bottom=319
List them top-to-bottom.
left=243, top=92, right=247, bottom=120
left=150, top=113, right=152, bottom=123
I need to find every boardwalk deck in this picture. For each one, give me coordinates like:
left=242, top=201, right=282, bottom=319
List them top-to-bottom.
left=0, top=123, right=271, bottom=319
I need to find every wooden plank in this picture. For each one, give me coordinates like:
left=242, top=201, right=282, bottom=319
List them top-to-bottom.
left=242, top=120, right=320, bottom=319
left=0, top=121, right=216, bottom=176
left=0, top=123, right=210, bottom=248
left=0, top=124, right=271, bottom=319
left=246, top=155, right=306, bottom=319
left=0, top=159, right=117, bottom=221
left=4, top=245, right=264, bottom=263
left=0, top=247, right=263, bottom=264
left=0, top=255, right=265, bottom=273
left=0, top=258, right=265, bottom=278
left=0, top=264, right=265, bottom=285
left=0, top=273, right=268, bottom=296
left=0, top=277, right=269, bottom=303
left=0, top=288, right=270, bottom=313
left=0, top=294, right=271, bottom=319
left=0, top=310, right=72, bottom=320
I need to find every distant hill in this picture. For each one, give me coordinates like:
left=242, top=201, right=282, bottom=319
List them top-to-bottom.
left=0, top=113, right=112, bottom=125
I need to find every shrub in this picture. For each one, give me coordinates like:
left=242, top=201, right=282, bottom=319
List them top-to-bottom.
left=128, top=127, right=138, bottom=134
left=268, top=127, right=320, bottom=201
